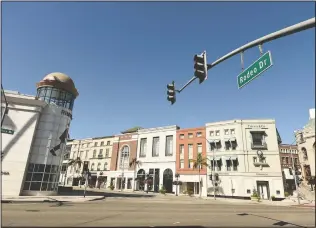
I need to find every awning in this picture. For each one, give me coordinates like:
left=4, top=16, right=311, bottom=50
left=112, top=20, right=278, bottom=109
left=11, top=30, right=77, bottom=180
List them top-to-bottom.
left=230, top=137, right=236, bottom=141
left=224, top=138, right=230, bottom=142
left=208, top=139, right=214, bottom=143
left=214, top=139, right=220, bottom=143
left=209, top=156, right=221, bottom=161
left=229, top=156, right=238, bottom=160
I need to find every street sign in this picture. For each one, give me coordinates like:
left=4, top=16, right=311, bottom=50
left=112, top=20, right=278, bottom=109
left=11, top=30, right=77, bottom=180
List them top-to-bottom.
left=237, top=51, right=273, bottom=89
left=1, top=128, right=14, bottom=135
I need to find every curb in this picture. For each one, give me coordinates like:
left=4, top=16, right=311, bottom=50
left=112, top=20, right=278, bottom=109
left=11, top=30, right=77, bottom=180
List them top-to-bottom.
left=1, top=196, right=106, bottom=204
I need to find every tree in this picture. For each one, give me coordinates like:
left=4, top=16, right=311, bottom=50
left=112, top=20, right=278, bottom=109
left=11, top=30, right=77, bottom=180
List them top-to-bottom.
left=190, top=153, right=209, bottom=198
left=64, top=157, right=83, bottom=186
left=129, top=158, right=142, bottom=191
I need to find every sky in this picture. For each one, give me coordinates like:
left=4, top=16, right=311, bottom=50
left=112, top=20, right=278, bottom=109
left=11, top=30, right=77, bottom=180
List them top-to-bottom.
left=2, top=1, right=315, bottom=144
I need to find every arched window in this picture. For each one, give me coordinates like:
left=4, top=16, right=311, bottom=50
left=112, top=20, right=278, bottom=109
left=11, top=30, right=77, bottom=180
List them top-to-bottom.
left=120, top=146, right=130, bottom=169
left=302, top=147, right=308, bottom=160
left=104, top=162, right=108, bottom=171
left=91, top=163, right=95, bottom=171
left=97, top=163, right=101, bottom=171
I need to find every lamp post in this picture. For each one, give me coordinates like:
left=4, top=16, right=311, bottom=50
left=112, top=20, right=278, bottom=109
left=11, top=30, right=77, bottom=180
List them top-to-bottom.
left=289, top=138, right=300, bottom=205
left=175, top=173, right=180, bottom=196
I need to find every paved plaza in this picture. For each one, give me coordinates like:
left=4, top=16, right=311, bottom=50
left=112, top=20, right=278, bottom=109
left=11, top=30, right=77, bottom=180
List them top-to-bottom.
left=2, top=197, right=315, bottom=227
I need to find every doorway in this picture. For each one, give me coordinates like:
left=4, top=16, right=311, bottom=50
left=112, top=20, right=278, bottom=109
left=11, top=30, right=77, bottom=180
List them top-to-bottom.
left=163, top=169, right=173, bottom=193
left=257, top=181, right=270, bottom=200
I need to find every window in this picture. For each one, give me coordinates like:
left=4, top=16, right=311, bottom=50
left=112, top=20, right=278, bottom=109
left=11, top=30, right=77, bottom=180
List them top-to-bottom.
left=224, top=129, right=229, bottom=135
left=230, top=129, right=235, bottom=135
left=215, top=130, right=220, bottom=136
left=210, top=131, right=214, bottom=136
left=251, top=131, right=266, bottom=148
left=196, top=132, right=202, bottom=137
left=188, top=133, right=193, bottom=138
left=179, top=134, right=184, bottom=139
left=165, top=135, right=173, bottom=156
left=152, top=137, right=160, bottom=157
left=140, top=138, right=147, bottom=157
left=225, top=140, right=231, bottom=150
left=231, top=140, right=237, bottom=150
left=100, top=141, right=104, bottom=146
left=107, top=141, right=110, bottom=146
left=215, top=141, right=222, bottom=150
left=94, top=142, right=98, bottom=147
left=209, top=142, right=216, bottom=151
left=197, top=143, right=202, bottom=153
left=179, top=144, right=184, bottom=158
left=188, top=144, right=193, bottom=159
left=120, top=146, right=130, bottom=169
left=99, top=149, right=103, bottom=154
left=105, top=149, right=110, bottom=157
left=93, top=150, right=96, bottom=158
left=79, top=151, right=83, bottom=159
left=85, top=151, right=88, bottom=159
left=253, top=157, right=257, bottom=163
left=282, top=157, right=286, bottom=164
left=285, top=157, right=289, bottom=164
left=294, top=158, right=298, bottom=165
left=180, top=159, right=184, bottom=169
left=189, top=160, right=194, bottom=169
left=226, top=160, right=232, bottom=171
left=232, top=160, right=238, bottom=171
left=104, top=162, right=108, bottom=170
left=91, top=163, right=95, bottom=171
left=97, top=163, right=101, bottom=171
left=289, top=168, right=293, bottom=175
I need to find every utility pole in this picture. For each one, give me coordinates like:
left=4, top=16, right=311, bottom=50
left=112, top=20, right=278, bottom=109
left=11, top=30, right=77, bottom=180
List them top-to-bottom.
left=171, top=17, right=315, bottom=96
left=289, top=143, right=300, bottom=205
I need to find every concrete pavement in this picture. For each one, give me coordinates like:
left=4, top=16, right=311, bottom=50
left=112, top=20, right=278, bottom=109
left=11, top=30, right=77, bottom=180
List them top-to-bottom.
left=2, top=198, right=315, bottom=227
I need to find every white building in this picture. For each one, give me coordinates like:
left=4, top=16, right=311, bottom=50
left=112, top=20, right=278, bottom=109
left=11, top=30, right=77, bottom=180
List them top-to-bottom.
left=1, top=72, right=78, bottom=196
left=294, top=108, right=315, bottom=184
left=205, top=119, right=285, bottom=200
left=135, top=125, right=178, bottom=193
left=60, top=136, right=114, bottom=188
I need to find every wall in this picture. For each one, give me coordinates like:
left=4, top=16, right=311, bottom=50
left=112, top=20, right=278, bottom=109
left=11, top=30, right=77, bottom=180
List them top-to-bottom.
left=1, top=95, right=44, bottom=196
left=176, top=127, right=207, bottom=175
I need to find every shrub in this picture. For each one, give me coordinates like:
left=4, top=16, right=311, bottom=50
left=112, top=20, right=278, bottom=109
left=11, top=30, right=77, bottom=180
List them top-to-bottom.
left=108, top=184, right=114, bottom=190
left=159, top=186, right=166, bottom=195
left=251, top=189, right=259, bottom=198
left=187, top=190, right=194, bottom=196
left=284, top=191, right=290, bottom=197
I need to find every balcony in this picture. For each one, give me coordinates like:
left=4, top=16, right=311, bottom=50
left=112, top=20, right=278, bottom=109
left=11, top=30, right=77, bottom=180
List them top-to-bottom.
left=251, top=142, right=267, bottom=150
left=98, top=154, right=103, bottom=159
left=253, top=162, right=270, bottom=167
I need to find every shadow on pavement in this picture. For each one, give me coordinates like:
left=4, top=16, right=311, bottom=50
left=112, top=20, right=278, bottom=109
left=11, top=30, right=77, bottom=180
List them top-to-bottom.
left=58, top=189, right=156, bottom=199
left=237, top=213, right=306, bottom=227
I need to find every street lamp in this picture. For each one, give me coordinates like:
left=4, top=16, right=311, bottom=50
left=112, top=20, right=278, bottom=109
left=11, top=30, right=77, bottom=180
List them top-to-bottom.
left=289, top=137, right=301, bottom=205
left=175, top=173, right=180, bottom=196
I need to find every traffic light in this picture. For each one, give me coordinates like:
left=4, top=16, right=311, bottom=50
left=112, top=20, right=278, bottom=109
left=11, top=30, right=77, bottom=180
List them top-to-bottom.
left=193, top=51, right=208, bottom=84
left=167, top=81, right=176, bottom=105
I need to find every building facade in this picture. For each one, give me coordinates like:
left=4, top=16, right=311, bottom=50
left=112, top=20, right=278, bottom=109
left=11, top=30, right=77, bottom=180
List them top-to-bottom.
left=1, top=72, right=78, bottom=196
left=294, top=109, right=315, bottom=186
left=205, top=119, right=284, bottom=200
left=136, top=125, right=178, bottom=193
left=108, top=127, right=140, bottom=191
left=176, top=127, right=207, bottom=196
left=60, top=135, right=114, bottom=188
left=278, top=144, right=300, bottom=194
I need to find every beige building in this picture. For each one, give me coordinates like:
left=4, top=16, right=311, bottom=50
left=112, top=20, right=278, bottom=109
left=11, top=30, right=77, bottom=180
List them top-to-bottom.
left=294, top=109, right=315, bottom=184
left=206, top=119, right=284, bottom=200
left=60, top=136, right=114, bottom=187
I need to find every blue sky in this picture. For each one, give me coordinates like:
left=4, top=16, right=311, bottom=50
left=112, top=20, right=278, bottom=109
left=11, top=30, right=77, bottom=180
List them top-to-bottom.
left=2, top=2, right=315, bottom=144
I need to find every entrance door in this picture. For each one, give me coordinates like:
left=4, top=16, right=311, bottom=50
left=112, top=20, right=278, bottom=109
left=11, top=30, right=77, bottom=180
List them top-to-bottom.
left=257, top=181, right=270, bottom=200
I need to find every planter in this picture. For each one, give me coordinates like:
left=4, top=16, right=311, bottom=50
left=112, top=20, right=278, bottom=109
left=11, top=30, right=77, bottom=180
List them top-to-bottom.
left=251, top=196, right=260, bottom=202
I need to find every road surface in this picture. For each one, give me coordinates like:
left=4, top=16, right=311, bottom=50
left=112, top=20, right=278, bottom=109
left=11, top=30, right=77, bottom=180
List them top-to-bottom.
left=2, top=198, right=315, bottom=227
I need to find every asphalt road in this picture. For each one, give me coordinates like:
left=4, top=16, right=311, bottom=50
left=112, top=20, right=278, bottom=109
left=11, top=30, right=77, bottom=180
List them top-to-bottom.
left=2, top=198, right=315, bottom=227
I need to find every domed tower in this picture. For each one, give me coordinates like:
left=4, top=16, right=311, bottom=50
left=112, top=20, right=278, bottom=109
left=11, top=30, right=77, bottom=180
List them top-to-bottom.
left=36, top=72, right=79, bottom=110
left=21, top=73, right=79, bottom=196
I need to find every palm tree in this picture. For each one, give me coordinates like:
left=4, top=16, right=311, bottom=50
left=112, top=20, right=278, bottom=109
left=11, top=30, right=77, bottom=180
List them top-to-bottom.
left=190, top=153, right=209, bottom=198
left=65, top=157, right=83, bottom=186
left=129, top=158, right=142, bottom=191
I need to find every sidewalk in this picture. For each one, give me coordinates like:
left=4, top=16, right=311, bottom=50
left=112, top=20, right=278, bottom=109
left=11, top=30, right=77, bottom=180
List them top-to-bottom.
left=1, top=195, right=105, bottom=203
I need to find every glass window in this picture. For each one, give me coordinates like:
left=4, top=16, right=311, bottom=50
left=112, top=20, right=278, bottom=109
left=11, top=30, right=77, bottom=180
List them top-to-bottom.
left=188, top=133, right=193, bottom=138
left=179, top=134, right=184, bottom=139
left=165, top=135, right=173, bottom=156
left=152, top=137, right=160, bottom=157
left=140, top=138, right=147, bottom=157
left=197, top=143, right=202, bottom=153
left=179, top=144, right=184, bottom=157
left=188, top=144, right=193, bottom=159
left=105, top=149, right=109, bottom=157
left=180, top=159, right=184, bottom=169
left=97, top=163, right=101, bottom=171
left=104, top=163, right=108, bottom=170
left=30, top=182, right=41, bottom=191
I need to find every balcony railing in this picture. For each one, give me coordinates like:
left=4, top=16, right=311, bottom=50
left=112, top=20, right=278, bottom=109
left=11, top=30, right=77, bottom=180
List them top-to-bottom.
left=251, top=142, right=267, bottom=150
left=98, top=154, right=103, bottom=159
left=253, top=162, right=270, bottom=167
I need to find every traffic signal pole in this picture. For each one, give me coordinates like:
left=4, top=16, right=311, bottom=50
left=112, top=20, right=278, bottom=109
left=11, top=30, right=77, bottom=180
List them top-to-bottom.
left=175, top=17, right=315, bottom=94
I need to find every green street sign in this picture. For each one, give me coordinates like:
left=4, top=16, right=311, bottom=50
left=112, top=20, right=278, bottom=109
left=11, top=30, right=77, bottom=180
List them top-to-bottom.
left=237, top=51, right=273, bottom=89
left=1, top=128, right=14, bottom=135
